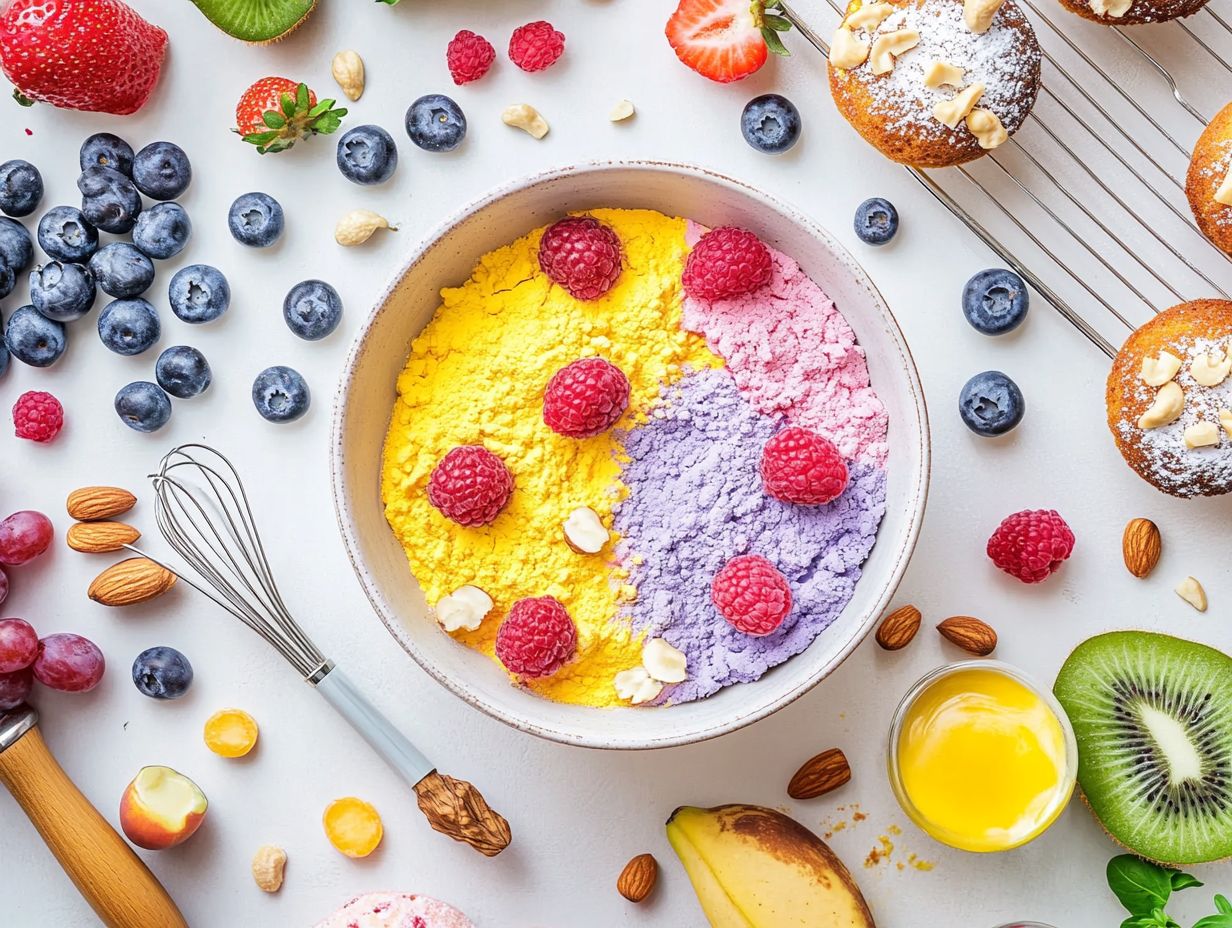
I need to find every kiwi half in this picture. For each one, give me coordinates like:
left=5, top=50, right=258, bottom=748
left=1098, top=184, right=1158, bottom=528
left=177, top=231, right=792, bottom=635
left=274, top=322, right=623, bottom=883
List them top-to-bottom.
left=189, top=0, right=317, bottom=44
left=1054, top=630, right=1232, bottom=865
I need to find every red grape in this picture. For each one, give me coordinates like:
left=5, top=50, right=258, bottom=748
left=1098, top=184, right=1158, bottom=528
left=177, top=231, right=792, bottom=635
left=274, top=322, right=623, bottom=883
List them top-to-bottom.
left=0, top=511, right=54, bottom=566
left=0, top=566, right=7, bottom=606
left=0, top=618, right=38, bottom=673
left=33, top=633, right=105, bottom=693
left=0, top=667, right=32, bottom=710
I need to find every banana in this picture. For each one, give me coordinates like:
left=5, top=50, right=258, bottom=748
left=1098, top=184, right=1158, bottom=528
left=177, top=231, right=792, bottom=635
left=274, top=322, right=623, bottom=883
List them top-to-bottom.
left=666, top=804, right=876, bottom=928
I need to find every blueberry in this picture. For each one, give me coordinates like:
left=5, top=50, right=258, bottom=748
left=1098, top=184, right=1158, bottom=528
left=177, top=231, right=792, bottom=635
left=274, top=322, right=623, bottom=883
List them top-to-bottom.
left=740, top=93, right=802, bottom=154
left=405, top=95, right=467, bottom=153
left=336, top=125, right=399, bottom=185
left=79, top=133, right=134, bottom=176
left=132, top=141, right=192, bottom=201
left=0, top=160, right=43, bottom=217
left=77, top=166, right=143, bottom=234
left=228, top=192, right=284, bottom=248
left=854, top=197, right=899, bottom=246
left=132, top=202, right=191, bottom=260
left=37, top=206, right=98, bottom=263
left=0, top=217, right=33, bottom=273
left=89, top=243, right=155, bottom=298
left=30, top=262, right=96, bottom=322
left=168, top=264, right=230, bottom=324
left=0, top=265, right=14, bottom=301
left=962, top=268, right=1029, bottom=336
left=283, top=279, right=343, bottom=340
left=98, top=298, right=160, bottom=356
left=4, top=305, right=66, bottom=368
left=0, top=323, right=8, bottom=379
left=155, top=346, right=211, bottom=399
left=252, top=366, right=310, bottom=423
left=959, top=370, right=1025, bottom=436
left=115, top=381, right=172, bottom=432
left=131, top=646, right=193, bottom=699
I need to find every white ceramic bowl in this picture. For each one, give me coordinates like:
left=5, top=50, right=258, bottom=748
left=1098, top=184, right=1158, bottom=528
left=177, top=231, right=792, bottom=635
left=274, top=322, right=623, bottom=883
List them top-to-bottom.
left=331, top=161, right=930, bottom=750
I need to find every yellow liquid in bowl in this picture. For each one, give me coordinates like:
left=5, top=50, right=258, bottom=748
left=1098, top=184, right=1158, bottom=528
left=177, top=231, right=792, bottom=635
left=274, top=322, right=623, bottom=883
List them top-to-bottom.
left=896, top=667, right=1070, bottom=852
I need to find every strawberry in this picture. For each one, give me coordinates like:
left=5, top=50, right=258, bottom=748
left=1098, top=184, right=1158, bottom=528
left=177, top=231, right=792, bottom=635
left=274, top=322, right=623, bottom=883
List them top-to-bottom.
left=0, top=0, right=167, bottom=115
left=665, top=0, right=793, bottom=83
left=234, top=77, right=346, bottom=155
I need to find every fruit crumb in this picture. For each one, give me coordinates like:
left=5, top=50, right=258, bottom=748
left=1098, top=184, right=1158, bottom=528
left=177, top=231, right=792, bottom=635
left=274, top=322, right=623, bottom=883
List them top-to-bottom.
left=908, top=852, right=935, bottom=872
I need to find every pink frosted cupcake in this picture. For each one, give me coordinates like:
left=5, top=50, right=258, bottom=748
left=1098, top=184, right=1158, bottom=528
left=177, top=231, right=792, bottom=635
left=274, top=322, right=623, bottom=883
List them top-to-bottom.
left=314, top=893, right=474, bottom=928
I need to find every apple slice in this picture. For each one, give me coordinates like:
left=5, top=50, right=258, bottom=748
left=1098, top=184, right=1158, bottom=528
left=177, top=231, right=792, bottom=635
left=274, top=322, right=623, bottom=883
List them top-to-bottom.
left=119, top=765, right=207, bottom=850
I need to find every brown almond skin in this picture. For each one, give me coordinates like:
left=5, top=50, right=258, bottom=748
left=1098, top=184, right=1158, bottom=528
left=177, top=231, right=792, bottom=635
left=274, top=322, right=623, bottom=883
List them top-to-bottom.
left=67, top=486, right=137, bottom=522
left=1122, top=518, right=1162, bottom=579
left=67, top=521, right=140, bottom=554
left=88, top=558, right=176, bottom=606
left=875, top=605, right=921, bottom=650
left=937, top=616, right=997, bottom=656
left=787, top=747, right=852, bottom=800
left=617, top=853, right=658, bottom=903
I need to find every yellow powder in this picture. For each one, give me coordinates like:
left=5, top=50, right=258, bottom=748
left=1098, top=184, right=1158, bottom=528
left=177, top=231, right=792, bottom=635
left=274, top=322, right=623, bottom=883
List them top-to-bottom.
left=380, top=209, right=721, bottom=706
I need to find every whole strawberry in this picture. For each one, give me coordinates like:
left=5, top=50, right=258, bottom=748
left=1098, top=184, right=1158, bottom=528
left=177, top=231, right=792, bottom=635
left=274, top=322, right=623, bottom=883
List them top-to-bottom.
left=0, top=0, right=167, bottom=115
left=235, top=77, right=346, bottom=155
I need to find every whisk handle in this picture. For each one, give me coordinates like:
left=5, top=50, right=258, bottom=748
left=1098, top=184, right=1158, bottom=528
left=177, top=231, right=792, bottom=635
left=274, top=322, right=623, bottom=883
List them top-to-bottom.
left=315, top=665, right=435, bottom=787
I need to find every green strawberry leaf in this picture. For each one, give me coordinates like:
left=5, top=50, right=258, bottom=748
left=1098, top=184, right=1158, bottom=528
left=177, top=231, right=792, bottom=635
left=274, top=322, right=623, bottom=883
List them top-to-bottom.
left=377, top=0, right=400, bottom=4
left=763, top=13, right=793, bottom=30
left=762, top=27, right=791, bottom=56
left=296, top=82, right=310, bottom=112
left=12, top=89, right=34, bottom=107
left=280, top=93, right=296, bottom=118
left=263, top=111, right=287, bottom=129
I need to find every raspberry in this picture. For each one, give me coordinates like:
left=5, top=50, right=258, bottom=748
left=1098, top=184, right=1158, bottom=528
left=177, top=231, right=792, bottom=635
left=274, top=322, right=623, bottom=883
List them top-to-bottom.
left=508, top=20, right=565, bottom=72
left=446, top=29, right=496, bottom=85
left=537, top=216, right=623, bottom=301
left=682, top=227, right=773, bottom=302
left=543, top=358, right=631, bottom=438
left=12, top=391, right=63, bottom=443
left=761, top=427, right=849, bottom=505
left=427, top=446, right=514, bottom=526
left=987, top=509, right=1075, bottom=584
left=711, top=554, right=793, bottom=637
left=495, top=595, right=577, bottom=678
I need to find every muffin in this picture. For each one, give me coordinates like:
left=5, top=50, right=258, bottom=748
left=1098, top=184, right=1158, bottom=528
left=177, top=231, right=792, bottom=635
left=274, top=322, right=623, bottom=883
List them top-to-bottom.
left=828, top=0, right=1041, bottom=168
left=1057, top=0, right=1208, bottom=25
left=1187, top=100, right=1232, bottom=258
left=1106, top=299, right=1232, bottom=498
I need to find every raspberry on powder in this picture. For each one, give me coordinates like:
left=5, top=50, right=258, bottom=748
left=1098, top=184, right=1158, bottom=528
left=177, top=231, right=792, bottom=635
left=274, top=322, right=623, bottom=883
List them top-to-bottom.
left=537, top=215, right=623, bottom=301
left=682, top=227, right=773, bottom=302
left=543, top=357, right=631, bottom=438
left=761, top=427, right=849, bottom=505
left=427, top=445, right=514, bottom=527
left=711, top=554, right=793, bottom=636
left=496, top=595, right=578, bottom=678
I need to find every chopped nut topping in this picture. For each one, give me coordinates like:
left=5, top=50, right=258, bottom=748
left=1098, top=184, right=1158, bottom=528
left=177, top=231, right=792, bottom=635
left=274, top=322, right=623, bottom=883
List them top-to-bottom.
left=963, top=0, right=1007, bottom=32
left=1089, top=0, right=1132, bottom=16
left=845, top=1, right=896, bottom=29
left=829, top=26, right=871, bottom=69
left=869, top=30, right=920, bottom=75
left=923, top=60, right=965, bottom=88
left=933, top=83, right=985, bottom=129
left=966, top=108, right=1008, bottom=150
left=1217, top=165, right=1232, bottom=207
left=1191, top=348, right=1232, bottom=387
left=1140, top=350, right=1183, bottom=387
left=1138, top=381, right=1185, bottom=429
left=1183, top=421, right=1220, bottom=449
left=643, top=638, right=688, bottom=684
left=615, top=667, right=663, bottom=705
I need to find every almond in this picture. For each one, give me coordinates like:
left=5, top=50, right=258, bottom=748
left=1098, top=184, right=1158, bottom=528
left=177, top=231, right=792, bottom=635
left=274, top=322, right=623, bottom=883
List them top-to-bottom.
left=67, top=486, right=137, bottom=522
left=1122, top=518, right=1161, bottom=579
left=67, top=521, right=140, bottom=554
left=88, top=558, right=176, bottom=607
left=875, top=604, right=922, bottom=650
left=937, top=616, right=997, bottom=656
left=787, top=747, right=852, bottom=800
left=617, top=853, right=657, bottom=903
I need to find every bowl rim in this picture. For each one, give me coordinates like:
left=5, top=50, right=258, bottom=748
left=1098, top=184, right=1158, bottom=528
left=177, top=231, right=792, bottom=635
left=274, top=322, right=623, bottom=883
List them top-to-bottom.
left=329, top=159, right=932, bottom=750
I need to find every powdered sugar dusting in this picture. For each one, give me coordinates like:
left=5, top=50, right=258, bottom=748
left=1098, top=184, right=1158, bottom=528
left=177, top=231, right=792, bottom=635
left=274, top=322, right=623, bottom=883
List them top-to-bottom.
left=843, top=0, right=1040, bottom=144
left=1196, top=138, right=1232, bottom=230
left=1113, top=337, right=1232, bottom=496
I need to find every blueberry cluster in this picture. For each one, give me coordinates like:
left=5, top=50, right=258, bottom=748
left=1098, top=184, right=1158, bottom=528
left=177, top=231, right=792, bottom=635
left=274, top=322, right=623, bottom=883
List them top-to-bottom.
left=334, top=94, right=468, bottom=187
left=0, top=133, right=337, bottom=430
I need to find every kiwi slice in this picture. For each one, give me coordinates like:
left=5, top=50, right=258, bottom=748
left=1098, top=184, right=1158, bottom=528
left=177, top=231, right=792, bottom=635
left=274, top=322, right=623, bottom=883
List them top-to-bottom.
left=188, top=0, right=317, bottom=44
left=1054, top=630, right=1232, bottom=865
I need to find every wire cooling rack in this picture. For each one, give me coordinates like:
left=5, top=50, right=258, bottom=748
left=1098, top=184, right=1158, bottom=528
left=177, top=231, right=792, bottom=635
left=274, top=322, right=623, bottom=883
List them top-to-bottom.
left=781, top=0, right=1232, bottom=358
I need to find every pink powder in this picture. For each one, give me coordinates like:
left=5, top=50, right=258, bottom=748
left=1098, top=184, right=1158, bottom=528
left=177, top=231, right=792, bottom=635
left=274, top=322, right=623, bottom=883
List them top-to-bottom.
left=683, top=222, right=889, bottom=466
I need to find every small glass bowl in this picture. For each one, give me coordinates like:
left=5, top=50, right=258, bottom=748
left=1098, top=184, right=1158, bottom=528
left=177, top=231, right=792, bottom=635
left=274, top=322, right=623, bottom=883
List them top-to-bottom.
left=886, top=659, right=1078, bottom=853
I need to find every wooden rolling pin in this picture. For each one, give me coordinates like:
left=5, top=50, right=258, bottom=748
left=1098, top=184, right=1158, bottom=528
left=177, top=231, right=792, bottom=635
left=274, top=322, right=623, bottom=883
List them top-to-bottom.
left=0, top=705, right=188, bottom=928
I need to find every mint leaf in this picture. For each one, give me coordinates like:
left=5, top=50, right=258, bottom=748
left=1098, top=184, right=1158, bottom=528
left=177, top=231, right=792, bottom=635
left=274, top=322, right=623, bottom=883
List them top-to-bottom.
left=1108, top=856, right=1175, bottom=916
left=1171, top=872, right=1204, bottom=892
left=1217, top=895, right=1232, bottom=914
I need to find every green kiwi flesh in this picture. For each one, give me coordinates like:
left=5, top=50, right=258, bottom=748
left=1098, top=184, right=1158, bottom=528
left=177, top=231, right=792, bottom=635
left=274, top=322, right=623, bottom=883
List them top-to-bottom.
left=189, top=0, right=317, bottom=44
left=1054, top=630, right=1232, bottom=865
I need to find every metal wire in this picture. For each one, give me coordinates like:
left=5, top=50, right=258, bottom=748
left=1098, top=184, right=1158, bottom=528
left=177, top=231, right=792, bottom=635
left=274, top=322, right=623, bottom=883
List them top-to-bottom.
left=778, top=0, right=1232, bottom=360
left=126, top=443, right=328, bottom=679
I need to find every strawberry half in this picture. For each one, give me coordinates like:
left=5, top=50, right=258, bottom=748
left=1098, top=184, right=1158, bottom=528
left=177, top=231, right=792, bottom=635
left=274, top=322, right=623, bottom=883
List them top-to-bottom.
left=0, top=0, right=167, bottom=115
left=665, top=0, right=793, bottom=83
left=234, top=77, right=347, bottom=155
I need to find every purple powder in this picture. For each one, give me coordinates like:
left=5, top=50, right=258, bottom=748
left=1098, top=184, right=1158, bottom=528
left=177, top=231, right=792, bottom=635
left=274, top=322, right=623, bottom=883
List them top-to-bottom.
left=613, top=368, right=888, bottom=704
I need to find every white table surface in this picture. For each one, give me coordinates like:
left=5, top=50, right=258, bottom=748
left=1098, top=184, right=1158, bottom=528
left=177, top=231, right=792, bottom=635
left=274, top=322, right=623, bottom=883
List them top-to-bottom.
left=3, top=0, right=1232, bottom=925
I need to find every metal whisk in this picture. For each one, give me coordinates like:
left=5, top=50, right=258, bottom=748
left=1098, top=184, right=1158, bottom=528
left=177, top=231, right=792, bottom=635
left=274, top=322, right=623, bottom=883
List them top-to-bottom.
left=128, top=443, right=512, bottom=858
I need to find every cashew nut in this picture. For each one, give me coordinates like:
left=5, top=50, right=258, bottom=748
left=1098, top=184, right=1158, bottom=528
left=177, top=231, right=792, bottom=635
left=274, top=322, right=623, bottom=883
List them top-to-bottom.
left=963, top=0, right=1007, bottom=32
left=845, top=2, right=895, bottom=29
left=830, top=27, right=870, bottom=69
left=869, top=29, right=919, bottom=75
left=331, top=50, right=365, bottom=102
left=924, top=60, right=965, bottom=88
left=933, top=83, right=985, bottom=129
left=609, top=99, right=636, bottom=122
left=502, top=104, right=550, bottom=139
left=966, top=108, right=1008, bottom=150
left=1217, top=165, right=1232, bottom=207
left=335, top=209, right=395, bottom=247
left=1190, top=349, right=1231, bottom=387
left=1140, top=350, right=1183, bottom=386
left=1138, top=381, right=1185, bottom=429
left=252, top=845, right=287, bottom=893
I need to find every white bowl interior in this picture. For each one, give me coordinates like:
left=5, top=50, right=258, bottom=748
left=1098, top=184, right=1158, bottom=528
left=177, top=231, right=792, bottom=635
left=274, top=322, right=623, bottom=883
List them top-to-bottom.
left=332, top=162, right=930, bottom=749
